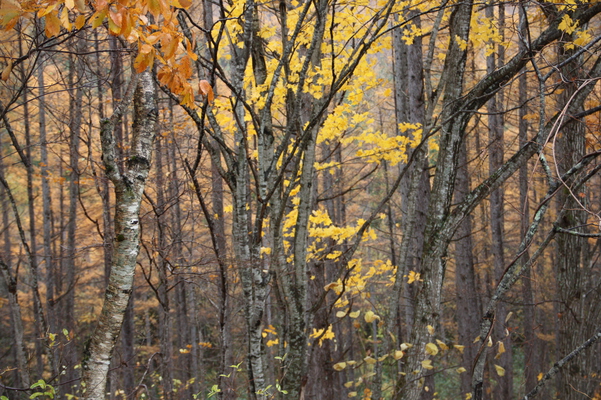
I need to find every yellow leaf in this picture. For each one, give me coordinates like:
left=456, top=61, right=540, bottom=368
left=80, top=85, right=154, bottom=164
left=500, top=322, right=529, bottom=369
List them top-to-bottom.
left=65, top=0, right=75, bottom=10
left=171, top=0, right=192, bottom=7
left=37, top=3, right=57, bottom=17
left=59, top=8, right=71, bottom=30
left=91, top=9, right=107, bottom=29
left=44, top=11, right=61, bottom=37
left=558, top=14, right=578, bottom=34
left=455, top=35, right=468, bottom=51
left=407, top=271, right=422, bottom=284
left=324, top=281, right=341, bottom=292
left=336, top=310, right=347, bottom=318
left=349, top=310, right=361, bottom=319
left=364, top=310, right=380, bottom=323
left=505, top=312, right=513, bottom=323
left=427, top=325, right=435, bottom=335
left=473, top=336, right=480, bottom=343
left=487, top=336, right=493, bottom=347
left=266, top=338, right=279, bottom=347
left=436, top=339, right=448, bottom=351
left=495, top=341, right=506, bottom=359
left=400, top=343, right=413, bottom=351
left=425, top=343, right=439, bottom=356
left=454, top=345, right=465, bottom=353
left=393, top=350, right=404, bottom=360
left=364, top=356, right=376, bottom=365
left=421, top=359, right=434, bottom=370
left=333, top=362, right=347, bottom=371
left=494, top=364, right=505, bottom=377
left=456, top=367, right=466, bottom=374
left=537, top=372, right=543, bottom=381
left=344, top=381, right=354, bottom=388
left=348, top=392, right=357, bottom=398
left=465, top=394, right=472, bottom=400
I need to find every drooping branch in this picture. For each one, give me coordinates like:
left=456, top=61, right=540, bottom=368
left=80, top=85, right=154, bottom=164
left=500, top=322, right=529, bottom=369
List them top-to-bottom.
left=523, top=327, right=601, bottom=399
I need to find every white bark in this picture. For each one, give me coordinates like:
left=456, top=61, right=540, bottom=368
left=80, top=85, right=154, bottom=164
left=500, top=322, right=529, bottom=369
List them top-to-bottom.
left=81, top=70, right=156, bottom=400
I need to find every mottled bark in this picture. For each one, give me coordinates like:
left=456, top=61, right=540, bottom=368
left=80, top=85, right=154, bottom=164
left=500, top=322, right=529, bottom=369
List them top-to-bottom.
left=398, top=1, right=472, bottom=398
left=64, top=37, right=85, bottom=390
left=555, top=47, right=595, bottom=399
left=81, top=69, right=157, bottom=400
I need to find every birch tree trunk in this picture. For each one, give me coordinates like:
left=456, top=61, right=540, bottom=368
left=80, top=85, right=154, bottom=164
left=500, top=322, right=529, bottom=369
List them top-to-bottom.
left=81, top=69, right=157, bottom=400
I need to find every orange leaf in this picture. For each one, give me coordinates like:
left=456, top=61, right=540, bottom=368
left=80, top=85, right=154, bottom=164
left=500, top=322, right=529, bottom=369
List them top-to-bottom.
left=95, top=0, right=108, bottom=11
left=147, top=0, right=161, bottom=18
left=108, top=9, right=121, bottom=35
left=45, top=11, right=61, bottom=37
left=120, top=11, right=133, bottom=38
left=75, top=14, right=86, bottom=29
left=161, top=34, right=179, bottom=60
left=185, top=37, right=198, bottom=60
left=134, top=49, right=154, bottom=73
left=178, top=55, right=192, bottom=79
left=1, top=59, right=13, bottom=81
left=199, top=80, right=214, bottom=102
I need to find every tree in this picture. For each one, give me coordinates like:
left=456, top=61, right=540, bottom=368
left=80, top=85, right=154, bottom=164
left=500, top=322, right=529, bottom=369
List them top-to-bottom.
left=3, top=0, right=601, bottom=399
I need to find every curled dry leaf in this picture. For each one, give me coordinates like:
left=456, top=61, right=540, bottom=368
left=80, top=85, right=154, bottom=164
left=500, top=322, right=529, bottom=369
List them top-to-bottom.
left=199, top=79, right=214, bottom=103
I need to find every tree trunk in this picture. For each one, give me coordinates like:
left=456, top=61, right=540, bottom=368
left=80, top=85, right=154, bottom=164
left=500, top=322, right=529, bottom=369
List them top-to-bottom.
left=486, top=4, right=513, bottom=398
left=64, top=37, right=85, bottom=391
left=555, top=46, right=594, bottom=400
left=81, top=69, right=157, bottom=400
left=0, top=140, right=31, bottom=390
left=454, top=140, right=481, bottom=397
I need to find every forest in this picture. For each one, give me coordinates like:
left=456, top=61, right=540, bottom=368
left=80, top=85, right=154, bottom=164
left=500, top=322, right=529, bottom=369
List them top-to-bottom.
left=1, top=0, right=601, bottom=398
